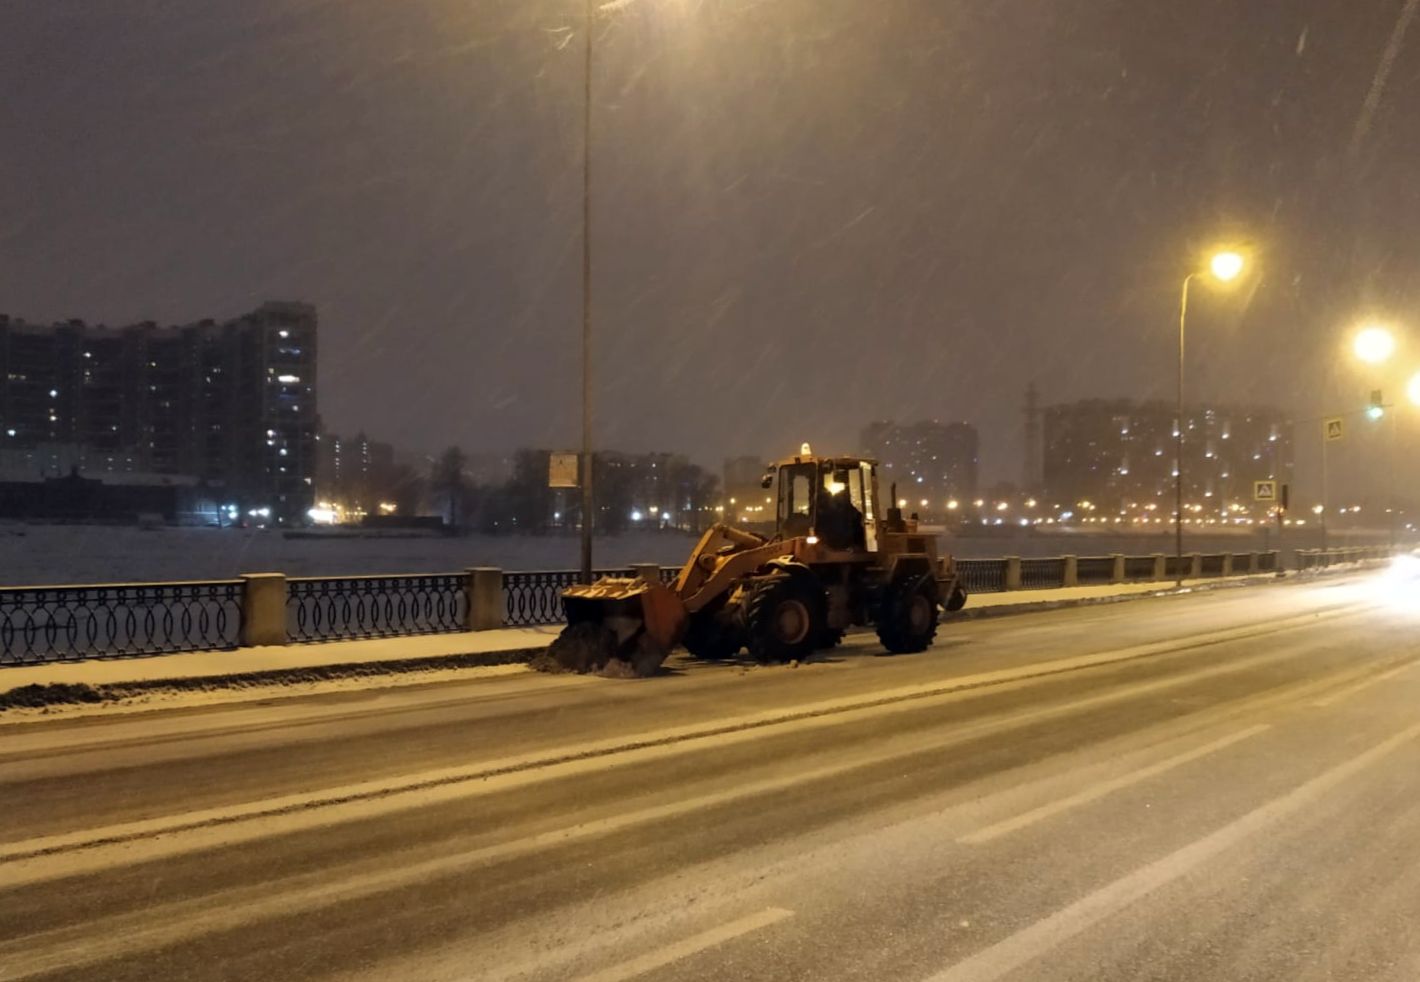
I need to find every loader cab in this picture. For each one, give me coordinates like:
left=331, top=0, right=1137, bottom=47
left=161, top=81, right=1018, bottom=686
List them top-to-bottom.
left=772, top=455, right=881, bottom=553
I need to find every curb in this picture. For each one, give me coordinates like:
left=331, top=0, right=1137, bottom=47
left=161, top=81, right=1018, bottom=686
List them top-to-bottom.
left=954, top=572, right=1290, bottom=621
left=0, top=646, right=547, bottom=712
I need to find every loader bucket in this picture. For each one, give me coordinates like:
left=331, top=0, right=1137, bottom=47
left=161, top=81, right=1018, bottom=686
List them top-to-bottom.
left=544, top=577, right=687, bottom=677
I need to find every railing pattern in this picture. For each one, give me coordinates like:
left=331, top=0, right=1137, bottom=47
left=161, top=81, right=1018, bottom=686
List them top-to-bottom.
left=1294, top=547, right=1390, bottom=570
left=0, top=548, right=1331, bottom=666
left=1076, top=556, right=1115, bottom=584
left=1124, top=556, right=1157, bottom=580
left=1020, top=558, right=1064, bottom=590
left=958, top=559, right=1008, bottom=593
left=503, top=569, right=636, bottom=626
left=286, top=574, right=465, bottom=642
left=0, top=581, right=242, bottom=665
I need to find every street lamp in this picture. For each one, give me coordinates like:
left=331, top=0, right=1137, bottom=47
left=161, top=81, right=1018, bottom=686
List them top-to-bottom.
left=578, top=0, right=596, bottom=583
left=1175, top=249, right=1248, bottom=585
left=1353, top=325, right=1397, bottom=365
left=1407, top=371, right=1420, bottom=407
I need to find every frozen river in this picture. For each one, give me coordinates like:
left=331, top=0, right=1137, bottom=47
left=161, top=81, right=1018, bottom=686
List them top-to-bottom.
left=0, top=522, right=1355, bottom=587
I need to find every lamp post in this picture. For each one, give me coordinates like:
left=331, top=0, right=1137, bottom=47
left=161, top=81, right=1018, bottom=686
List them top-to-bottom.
left=579, top=0, right=595, bottom=584
left=1175, top=250, right=1246, bottom=585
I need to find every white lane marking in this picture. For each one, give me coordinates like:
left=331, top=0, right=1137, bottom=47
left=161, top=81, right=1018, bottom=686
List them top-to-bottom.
left=2, top=631, right=1333, bottom=890
left=1311, top=660, right=1417, bottom=707
left=924, top=718, right=1420, bottom=982
left=959, top=724, right=1270, bottom=845
left=573, top=907, right=794, bottom=982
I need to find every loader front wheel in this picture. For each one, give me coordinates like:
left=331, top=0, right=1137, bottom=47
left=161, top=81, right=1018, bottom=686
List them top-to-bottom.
left=746, top=574, right=825, bottom=664
left=876, top=576, right=939, bottom=654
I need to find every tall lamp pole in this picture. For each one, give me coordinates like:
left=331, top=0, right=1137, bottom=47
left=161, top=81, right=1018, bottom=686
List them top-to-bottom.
left=579, top=0, right=595, bottom=585
left=1175, top=250, right=1247, bottom=586
left=1174, top=274, right=1193, bottom=586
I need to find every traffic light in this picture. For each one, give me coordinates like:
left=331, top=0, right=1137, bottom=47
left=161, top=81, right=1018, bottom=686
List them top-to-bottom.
left=1367, top=389, right=1386, bottom=420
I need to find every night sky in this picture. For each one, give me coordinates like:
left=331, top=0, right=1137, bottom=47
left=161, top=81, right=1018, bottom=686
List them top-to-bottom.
left=3, top=0, right=1420, bottom=494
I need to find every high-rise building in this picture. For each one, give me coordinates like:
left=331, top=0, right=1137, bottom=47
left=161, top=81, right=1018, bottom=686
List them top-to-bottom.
left=0, top=302, right=318, bottom=521
left=1041, top=398, right=1292, bottom=517
left=860, top=420, right=979, bottom=515
left=315, top=431, right=398, bottom=512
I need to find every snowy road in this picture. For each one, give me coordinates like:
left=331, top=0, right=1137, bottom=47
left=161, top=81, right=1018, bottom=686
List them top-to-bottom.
left=3, top=571, right=1420, bottom=980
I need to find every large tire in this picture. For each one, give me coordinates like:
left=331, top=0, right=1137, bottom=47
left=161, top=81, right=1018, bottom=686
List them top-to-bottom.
left=745, top=573, right=826, bottom=664
left=876, top=575, right=939, bottom=654
left=683, top=607, right=740, bottom=661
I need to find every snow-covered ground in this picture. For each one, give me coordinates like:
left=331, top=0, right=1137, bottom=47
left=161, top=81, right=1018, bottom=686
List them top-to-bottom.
left=0, top=525, right=700, bottom=586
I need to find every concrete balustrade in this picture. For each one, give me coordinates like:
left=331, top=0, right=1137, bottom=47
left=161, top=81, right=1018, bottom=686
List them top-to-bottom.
left=239, top=573, right=288, bottom=647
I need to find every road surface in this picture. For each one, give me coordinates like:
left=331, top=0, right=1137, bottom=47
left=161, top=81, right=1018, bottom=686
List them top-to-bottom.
left=3, top=570, right=1420, bottom=981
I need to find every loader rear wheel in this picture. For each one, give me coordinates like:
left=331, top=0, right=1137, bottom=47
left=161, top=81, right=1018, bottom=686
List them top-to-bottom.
left=746, top=573, right=825, bottom=664
left=876, top=576, right=939, bottom=654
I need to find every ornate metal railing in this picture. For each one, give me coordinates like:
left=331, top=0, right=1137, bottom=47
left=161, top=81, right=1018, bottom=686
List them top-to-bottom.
left=0, top=548, right=1330, bottom=666
left=1164, top=555, right=1191, bottom=579
left=1076, top=556, right=1115, bottom=584
left=1124, top=556, right=1157, bottom=580
left=1020, top=558, right=1064, bottom=590
left=957, top=559, right=1008, bottom=593
left=503, top=569, right=638, bottom=626
left=286, top=574, right=465, bottom=642
left=0, top=581, right=243, bottom=665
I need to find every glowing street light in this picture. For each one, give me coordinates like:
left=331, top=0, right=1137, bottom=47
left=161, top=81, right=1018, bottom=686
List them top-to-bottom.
left=1174, top=247, right=1250, bottom=585
left=1209, top=251, right=1246, bottom=282
left=1354, top=325, right=1397, bottom=365
left=1407, top=372, right=1420, bottom=407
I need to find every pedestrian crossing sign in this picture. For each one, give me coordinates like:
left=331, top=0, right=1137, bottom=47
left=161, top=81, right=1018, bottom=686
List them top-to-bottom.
left=1324, top=417, right=1344, bottom=442
left=1254, top=480, right=1277, bottom=502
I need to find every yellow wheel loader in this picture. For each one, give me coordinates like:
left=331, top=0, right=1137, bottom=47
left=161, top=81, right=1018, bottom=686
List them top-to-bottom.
left=546, top=447, right=968, bottom=676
